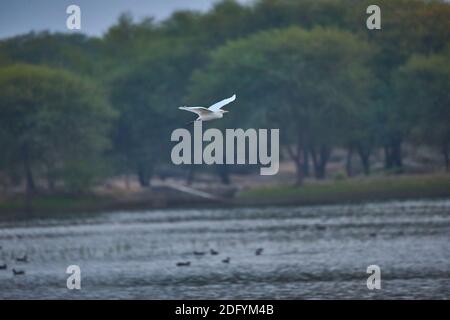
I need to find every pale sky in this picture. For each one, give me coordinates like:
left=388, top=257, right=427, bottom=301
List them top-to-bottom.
left=0, top=0, right=251, bottom=40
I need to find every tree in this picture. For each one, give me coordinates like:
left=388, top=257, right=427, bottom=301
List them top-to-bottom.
left=346, top=0, right=450, bottom=171
left=189, top=26, right=373, bottom=185
left=0, top=32, right=102, bottom=75
left=108, top=39, right=197, bottom=186
left=394, top=52, right=450, bottom=171
left=0, top=64, right=115, bottom=197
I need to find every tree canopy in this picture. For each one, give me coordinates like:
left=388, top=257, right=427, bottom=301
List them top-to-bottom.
left=0, top=0, right=449, bottom=192
left=0, top=64, right=115, bottom=192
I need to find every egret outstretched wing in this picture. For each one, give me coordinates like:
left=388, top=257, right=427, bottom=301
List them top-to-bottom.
left=208, top=94, right=236, bottom=112
left=179, top=106, right=213, bottom=116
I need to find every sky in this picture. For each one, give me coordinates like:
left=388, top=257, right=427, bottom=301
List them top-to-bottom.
left=0, top=0, right=250, bottom=40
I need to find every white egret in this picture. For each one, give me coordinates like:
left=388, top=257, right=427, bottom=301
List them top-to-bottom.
left=179, top=94, right=236, bottom=123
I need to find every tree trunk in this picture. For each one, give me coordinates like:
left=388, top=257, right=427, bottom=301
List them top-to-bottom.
left=384, top=139, right=403, bottom=172
left=286, top=140, right=304, bottom=186
left=391, top=140, right=403, bottom=170
left=443, top=143, right=449, bottom=172
left=356, top=144, right=371, bottom=176
left=310, top=145, right=330, bottom=179
left=318, top=145, right=329, bottom=179
left=346, top=145, right=354, bottom=177
left=384, top=145, right=393, bottom=169
left=22, top=146, right=35, bottom=213
left=310, top=147, right=318, bottom=177
left=302, top=148, right=310, bottom=177
left=360, top=153, right=370, bottom=176
left=294, top=156, right=303, bottom=186
left=24, top=163, right=35, bottom=193
left=46, top=164, right=55, bottom=191
left=137, top=164, right=152, bottom=187
left=217, top=165, right=230, bottom=185
left=186, top=167, right=195, bottom=185
left=125, top=172, right=130, bottom=190
left=47, top=175, right=55, bottom=191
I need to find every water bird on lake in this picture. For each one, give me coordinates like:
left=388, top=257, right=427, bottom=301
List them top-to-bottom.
left=179, top=94, right=236, bottom=123
left=255, top=248, right=264, bottom=256
left=210, top=249, right=219, bottom=255
left=193, top=251, right=206, bottom=256
left=16, top=254, right=28, bottom=263
left=222, top=257, right=230, bottom=263
left=176, top=261, right=191, bottom=267
left=0, top=264, right=7, bottom=270
left=12, top=269, right=25, bottom=275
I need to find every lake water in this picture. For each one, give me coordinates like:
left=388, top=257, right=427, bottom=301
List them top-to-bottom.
left=0, top=199, right=449, bottom=299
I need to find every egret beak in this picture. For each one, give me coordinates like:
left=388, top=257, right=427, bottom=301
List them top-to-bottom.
left=222, top=110, right=229, bottom=113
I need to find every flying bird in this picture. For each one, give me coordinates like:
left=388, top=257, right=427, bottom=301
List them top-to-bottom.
left=179, top=94, right=236, bottom=123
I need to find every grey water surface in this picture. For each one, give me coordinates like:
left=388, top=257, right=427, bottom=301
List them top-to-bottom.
left=0, top=199, right=449, bottom=299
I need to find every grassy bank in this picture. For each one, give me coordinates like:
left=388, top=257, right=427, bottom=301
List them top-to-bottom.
left=1, top=174, right=449, bottom=217
left=236, top=174, right=450, bottom=206
left=0, top=187, right=211, bottom=217
left=0, top=194, right=118, bottom=218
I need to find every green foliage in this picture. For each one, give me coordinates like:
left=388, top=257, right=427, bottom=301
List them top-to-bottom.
left=0, top=0, right=449, bottom=192
left=189, top=26, right=374, bottom=181
left=0, top=32, right=102, bottom=75
left=107, top=39, right=199, bottom=185
left=394, top=52, right=450, bottom=166
left=0, top=64, right=115, bottom=191
left=61, top=159, right=108, bottom=193
left=333, top=171, right=347, bottom=181
left=238, top=175, right=450, bottom=204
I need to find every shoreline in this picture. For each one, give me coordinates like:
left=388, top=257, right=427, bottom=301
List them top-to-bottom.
left=0, top=174, right=449, bottom=218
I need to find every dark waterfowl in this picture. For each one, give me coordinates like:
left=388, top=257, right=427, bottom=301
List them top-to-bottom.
left=255, top=248, right=264, bottom=256
left=210, top=249, right=219, bottom=255
left=193, top=251, right=206, bottom=256
left=16, top=254, right=28, bottom=263
left=222, top=257, right=230, bottom=263
left=176, top=261, right=191, bottom=267
left=0, top=264, right=7, bottom=270
left=12, top=269, right=25, bottom=275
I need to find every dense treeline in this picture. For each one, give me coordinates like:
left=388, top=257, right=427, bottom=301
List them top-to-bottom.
left=0, top=0, right=449, bottom=192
